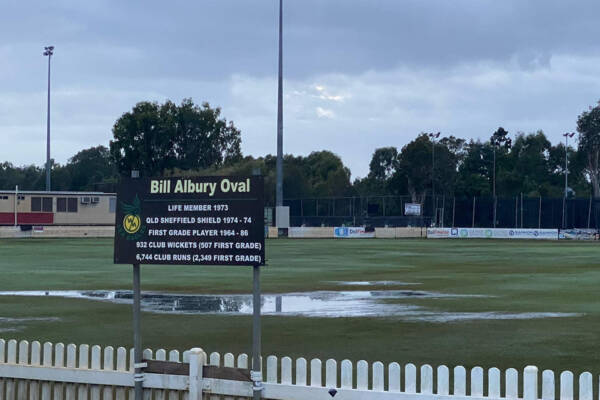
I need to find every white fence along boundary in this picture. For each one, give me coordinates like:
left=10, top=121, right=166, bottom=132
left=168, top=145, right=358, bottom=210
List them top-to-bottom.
left=0, top=339, right=596, bottom=400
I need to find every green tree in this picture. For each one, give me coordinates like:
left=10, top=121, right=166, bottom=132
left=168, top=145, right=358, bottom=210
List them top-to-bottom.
left=110, top=99, right=242, bottom=176
left=577, top=101, right=600, bottom=197
left=504, top=131, right=551, bottom=196
left=396, top=134, right=459, bottom=202
left=397, top=134, right=433, bottom=202
left=455, top=141, right=493, bottom=197
left=68, top=146, right=116, bottom=190
left=368, top=147, right=399, bottom=181
left=305, top=151, right=353, bottom=197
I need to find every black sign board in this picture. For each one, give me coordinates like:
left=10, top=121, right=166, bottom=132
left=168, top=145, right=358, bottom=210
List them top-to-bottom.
left=114, top=176, right=265, bottom=266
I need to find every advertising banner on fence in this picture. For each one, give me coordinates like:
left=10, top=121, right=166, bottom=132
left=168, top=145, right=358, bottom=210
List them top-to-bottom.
left=113, top=175, right=265, bottom=266
left=404, top=203, right=422, bottom=216
left=334, top=227, right=375, bottom=238
left=427, top=227, right=559, bottom=240
left=426, top=228, right=453, bottom=238
left=506, top=229, right=559, bottom=240
left=560, top=229, right=599, bottom=240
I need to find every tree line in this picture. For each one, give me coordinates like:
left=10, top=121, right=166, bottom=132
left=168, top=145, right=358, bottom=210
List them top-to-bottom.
left=2, top=99, right=600, bottom=204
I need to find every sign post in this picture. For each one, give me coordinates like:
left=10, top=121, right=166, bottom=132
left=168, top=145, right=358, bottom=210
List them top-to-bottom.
left=114, top=175, right=265, bottom=400
left=132, top=263, right=143, bottom=400
left=252, top=265, right=262, bottom=399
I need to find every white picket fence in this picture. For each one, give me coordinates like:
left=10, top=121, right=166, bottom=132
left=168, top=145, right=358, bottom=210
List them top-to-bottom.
left=0, top=338, right=596, bottom=400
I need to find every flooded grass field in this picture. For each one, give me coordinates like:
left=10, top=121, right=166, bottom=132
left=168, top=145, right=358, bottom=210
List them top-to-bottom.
left=0, top=238, right=598, bottom=373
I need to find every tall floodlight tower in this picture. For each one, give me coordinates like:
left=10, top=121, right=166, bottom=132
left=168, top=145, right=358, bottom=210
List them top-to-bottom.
left=275, top=0, right=289, bottom=229
left=276, top=0, right=283, bottom=208
left=43, top=45, right=54, bottom=191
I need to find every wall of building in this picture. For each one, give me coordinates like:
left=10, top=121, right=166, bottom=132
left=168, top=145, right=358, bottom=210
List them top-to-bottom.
left=0, top=192, right=115, bottom=225
left=0, top=226, right=114, bottom=238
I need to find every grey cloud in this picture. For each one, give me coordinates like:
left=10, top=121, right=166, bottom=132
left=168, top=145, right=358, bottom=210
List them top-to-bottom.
left=1, top=0, right=600, bottom=177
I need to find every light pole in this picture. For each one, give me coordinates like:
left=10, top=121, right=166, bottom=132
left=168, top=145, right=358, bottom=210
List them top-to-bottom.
left=275, top=0, right=284, bottom=209
left=43, top=45, right=54, bottom=192
left=490, top=127, right=511, bottom=228
left=428, top=132, right=440, bottom=226
left=562, top=132, right=576, bottom=229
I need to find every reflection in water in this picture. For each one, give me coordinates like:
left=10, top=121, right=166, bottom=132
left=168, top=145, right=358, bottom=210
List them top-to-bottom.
left=0, top=290, right=583, bottom=322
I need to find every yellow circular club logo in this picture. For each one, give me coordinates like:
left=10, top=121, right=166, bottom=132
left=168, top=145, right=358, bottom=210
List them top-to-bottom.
left=123, top=214, right=141, bottom=234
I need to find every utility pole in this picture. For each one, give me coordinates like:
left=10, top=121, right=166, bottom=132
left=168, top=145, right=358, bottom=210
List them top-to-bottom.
left=275, top=0, right=284, bottom=208
left=43, top=46, right=54, bottom=191
left=428, top=132, right=440, bottom=227
left=562, top=132, right=575, bottom=229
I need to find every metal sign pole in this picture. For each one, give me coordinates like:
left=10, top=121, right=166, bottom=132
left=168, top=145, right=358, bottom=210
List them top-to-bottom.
left=133, top=263, right=143, bottom=400
left=252, top=264, right=262, bottom=399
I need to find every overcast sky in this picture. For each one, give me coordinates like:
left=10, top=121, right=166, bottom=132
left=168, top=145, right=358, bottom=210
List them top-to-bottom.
left=1, top=0, right=600, bottom=178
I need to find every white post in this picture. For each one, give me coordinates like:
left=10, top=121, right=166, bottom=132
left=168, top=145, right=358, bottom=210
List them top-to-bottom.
left=14, top=185, right=18, bottom=226
left=188, top=348, right=205, bottom=400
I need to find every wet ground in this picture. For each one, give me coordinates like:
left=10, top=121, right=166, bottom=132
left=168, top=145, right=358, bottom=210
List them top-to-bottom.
left=0, top=288, right=582, bottom=322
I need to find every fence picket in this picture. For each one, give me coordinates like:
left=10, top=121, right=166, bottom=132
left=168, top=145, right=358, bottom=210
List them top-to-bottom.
left=0, top=339, right=5, bottom=400
left=6, top=340, right=16, bottom=400
left=17, top=341, right=29, bottom=400
left=29, top=341, right=41, bottom=400
left=41, top=343, right=52, bottom=400
left=53, top=343, right=65, bottom=400
left=65, top=344, right=76, bottom=400
left=77, top=344, right=89, bottom=400
left=89, top=346, right=101, bottom=400
left=103, top=347, right=114, bottom=400
left=115, top=348, right=127, bottom=400
left=127, top=349, right=134, bottom=400
left=142, top=349, right=152, bottom=400
left=153, top=349, right=166, bottom=400
left=167, top=350, right=179, bottom=400
left=182, top=351, right=190, bottom=363
left=208, top=352, right=221, bottom=400
left=209, top=352, right=220, bottom=367
left=233, top=352, right=248, bottom=400
left=221, top=353, right=235, bottom=400
left=223, top=353, right=234, bottom=368
left=236, top=354, right=247, bottom=369
left=266, top=356, right=277, bottom=383
left=281, top=357, right=292, bottom=386
left=295, top=358, right=307, bottom=386
left=310, top=359, right=322, bottom=387
left=325, top=359, right=336, bottom=388
left=340, top=360, right=352, bottom=389
left=357, top=360, right=368, bottom=390
left=373, top=362, right=384, bottom=392
left=388, top=363, right=401, bottom=393
left=405, top=364, right=417, bottom=394
left=421, top=365, right=433, bottom=394
left=437, top=365, right=449, bottom=395
left=454, top=366, right=466, bottom=396
left=471, top=366, right=484, bottom=397
left=524, top=366, right=538, bottom=400
left=488, top=367, right=501, bottom=399
left=506, top=368, right=519, bottom=399
left=542, top=370, right=555, bottom=400
left=561, top=371, right=574, bottom=400
left=579, top=372, right=593, bottom=400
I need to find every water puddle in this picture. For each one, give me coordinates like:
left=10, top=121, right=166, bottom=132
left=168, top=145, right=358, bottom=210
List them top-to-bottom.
left=328, top=281, right=422, bottom=286
left=0, top=290, right=582, bottom=322
left=0, top=317, right=61, bottom=333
